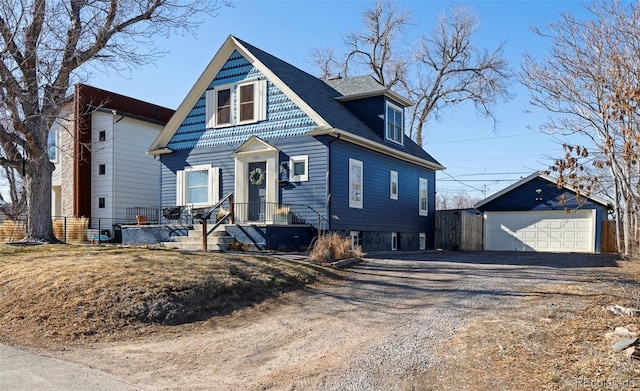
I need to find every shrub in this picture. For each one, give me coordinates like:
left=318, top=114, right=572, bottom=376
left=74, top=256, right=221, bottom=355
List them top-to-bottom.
left=308, top=232, right=364, bottom=263
left=227, top=240, right=251, bottom=251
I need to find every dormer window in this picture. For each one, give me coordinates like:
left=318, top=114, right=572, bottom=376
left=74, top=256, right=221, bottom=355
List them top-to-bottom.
left=206, top=79, right=267, bottom=128
left=386, top=101, right=403, bottom=145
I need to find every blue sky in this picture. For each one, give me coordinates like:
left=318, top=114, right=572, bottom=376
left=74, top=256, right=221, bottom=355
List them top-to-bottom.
left=87, top=0, right=591, bottom=202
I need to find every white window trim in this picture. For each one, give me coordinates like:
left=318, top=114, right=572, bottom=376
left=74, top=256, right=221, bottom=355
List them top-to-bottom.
left=205, top=79, right=267, bottom=129
left=206, top=83, right=234, bottom=129
left=385, top=101, right=404, bottom=145
left=289, top=155, right=309, bottom=182
left=349, top=158, right=363, bottom=209
left=98, top=163, right=106, bottom=176
left=176, top=164, right=220, bottom=207
left=390, top=170, right=398, bottom=200
left=419, top=178, right=429, bottom=216
left=97, top=195, right=106, bottom=209
left=350, top=231, right=361, bottom=251
left=391, top=232, right=398, bottom=251
left=419, top=233, right=426, bottom=250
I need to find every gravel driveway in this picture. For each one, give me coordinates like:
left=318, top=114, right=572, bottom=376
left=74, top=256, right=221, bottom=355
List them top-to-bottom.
left=50, top=251, right=623, bottom=390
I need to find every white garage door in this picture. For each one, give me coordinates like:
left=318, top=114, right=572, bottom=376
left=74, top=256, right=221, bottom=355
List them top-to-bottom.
left=484, top=210, right=596, bottom=253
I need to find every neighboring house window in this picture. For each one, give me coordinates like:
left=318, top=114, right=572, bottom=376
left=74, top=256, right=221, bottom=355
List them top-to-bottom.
left=205, top=79, right=267, bottom=128
left=386, top=102, right=403, bottom=145
left=98, top=130, right=106, bottom=142
left=47, top=131, right=57, bottom=162
left=289, top=155, right=308, bottom=182
left=349, top=158, right=363, bottom=209
left=98, top=164, right=106, bottom=175
left=176, top=164, right=220, bottom=207
left=390, top=170, right=398, bottom=200
left=419, top=178, right=428, bottom=216
left=98, top=196, right=106, bottom=209
left=350, top=231, right=361, bottom=251
left=391, top=232, right=398, bottom=250
left=419, top=233, right=426, bottom=250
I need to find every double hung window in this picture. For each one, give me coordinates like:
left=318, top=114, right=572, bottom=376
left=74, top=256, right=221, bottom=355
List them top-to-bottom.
left=206, top=79, right=267, bottom=128
left=386, top=102, right=403, bottom=145
left=349, top=159, right=363, bottom=209
left=176, top=164, right=220, bottom=207
left=419, top=178, right=429, bottom=216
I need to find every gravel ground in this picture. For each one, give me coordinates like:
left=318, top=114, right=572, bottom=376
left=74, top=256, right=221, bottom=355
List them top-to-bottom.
left=47, top=250, right=623, bottom=390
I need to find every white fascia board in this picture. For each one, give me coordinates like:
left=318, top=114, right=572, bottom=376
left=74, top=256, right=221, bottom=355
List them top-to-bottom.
left=148, top=35, right=331, bottom=154
left=148, top=35, right=238, bottom=153
left=233, top=37, right=330, bottom=129
left=308, top=127, right=445, bottom=171
left=148, top=147, right=172, bottom=156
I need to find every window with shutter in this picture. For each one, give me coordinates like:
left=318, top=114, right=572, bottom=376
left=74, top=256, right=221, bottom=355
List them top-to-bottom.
left=205, top=79, right=267, bottom=128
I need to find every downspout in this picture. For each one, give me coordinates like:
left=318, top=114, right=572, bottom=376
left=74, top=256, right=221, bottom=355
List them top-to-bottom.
left=112, top=112, right=124, bottom=223
left=325, top=133, right=340, bottom=233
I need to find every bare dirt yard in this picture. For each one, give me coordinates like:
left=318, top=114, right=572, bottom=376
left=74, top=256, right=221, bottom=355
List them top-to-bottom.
left=2, top=245, right=640, bottom=390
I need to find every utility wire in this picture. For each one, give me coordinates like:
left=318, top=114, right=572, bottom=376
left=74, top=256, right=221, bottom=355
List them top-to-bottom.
left=439, top=170, right=485, bottom=193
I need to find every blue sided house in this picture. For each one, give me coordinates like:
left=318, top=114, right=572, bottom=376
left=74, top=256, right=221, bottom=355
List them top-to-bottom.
left=148, top=35, right=444, bottom=252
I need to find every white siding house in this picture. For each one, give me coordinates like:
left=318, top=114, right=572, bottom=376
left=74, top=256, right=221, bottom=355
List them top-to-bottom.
left=50, top=84, right=174, bottom=228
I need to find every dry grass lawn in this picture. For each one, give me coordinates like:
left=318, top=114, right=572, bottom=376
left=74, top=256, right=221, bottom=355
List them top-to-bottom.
left=0, top=244, right=334, bottom=347
left=1, top=245, right=640, bottom=389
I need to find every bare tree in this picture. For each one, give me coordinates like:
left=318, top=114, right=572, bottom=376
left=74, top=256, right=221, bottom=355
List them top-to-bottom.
left=0, top=0, right=230, bottom=242
left=341, top=0, right=410, bottom=90
left=520, top=0, right=640, bottom=255
left=315, top=1, right=511, bottom=146
left=409, top=5, right=511, bottom=145
left=436, top=189, right=480, bottom=210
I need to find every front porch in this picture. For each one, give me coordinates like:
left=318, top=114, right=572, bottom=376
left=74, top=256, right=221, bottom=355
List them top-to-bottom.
left=124, top=195, right=324, bottom=251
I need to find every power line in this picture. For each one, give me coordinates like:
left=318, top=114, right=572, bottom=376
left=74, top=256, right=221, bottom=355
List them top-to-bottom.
left=426, top=132, right=539, bottom=144
left=439, top=170, right=485, bottom=193
left=448, top=171, right=530, bottom=178
left=439, top=178, right=521, bottom=182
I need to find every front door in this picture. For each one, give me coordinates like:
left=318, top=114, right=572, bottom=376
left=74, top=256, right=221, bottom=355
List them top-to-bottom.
left=248, top=162, right=266, bottom=221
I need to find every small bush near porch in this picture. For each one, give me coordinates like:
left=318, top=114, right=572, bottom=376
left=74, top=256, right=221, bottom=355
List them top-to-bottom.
left=308, top=232, right=364, bottom=264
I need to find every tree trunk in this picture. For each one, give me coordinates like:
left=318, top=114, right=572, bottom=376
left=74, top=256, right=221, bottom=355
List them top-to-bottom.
left=23, top=152, right=57, bottom=242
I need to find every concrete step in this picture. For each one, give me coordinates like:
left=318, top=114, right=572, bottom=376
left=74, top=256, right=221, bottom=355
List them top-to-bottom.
left=162, top=226, right=234, bottom=251
left=182, top=229, right=230, bottom=239
left=173, top=235, right=233, bottom=244
left=161, top=241, right=229, bottom=251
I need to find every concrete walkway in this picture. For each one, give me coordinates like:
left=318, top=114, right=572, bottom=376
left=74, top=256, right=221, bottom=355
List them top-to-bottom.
left=0, top=344, right=137, bottom=391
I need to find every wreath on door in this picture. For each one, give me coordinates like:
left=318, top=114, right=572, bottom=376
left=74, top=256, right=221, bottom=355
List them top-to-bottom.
left=249, top=167, right=266, bottom=185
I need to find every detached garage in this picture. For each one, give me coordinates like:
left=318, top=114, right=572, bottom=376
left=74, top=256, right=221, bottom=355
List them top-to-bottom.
left=475, top=172, right=611, bottom=253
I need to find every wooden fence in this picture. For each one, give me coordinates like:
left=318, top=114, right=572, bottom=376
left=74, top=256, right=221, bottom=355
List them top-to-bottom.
left=435, top=210, right=483, bottom=251
left=601, top=220, right=617, bottom=253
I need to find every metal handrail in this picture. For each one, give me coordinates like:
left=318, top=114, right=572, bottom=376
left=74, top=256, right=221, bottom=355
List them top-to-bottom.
left=196, top=192, right=234, bottom=221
